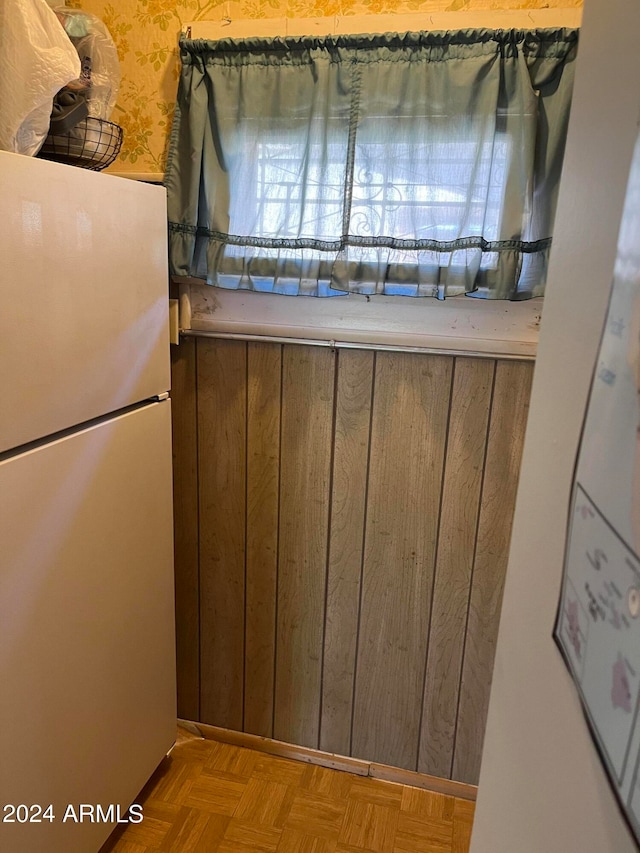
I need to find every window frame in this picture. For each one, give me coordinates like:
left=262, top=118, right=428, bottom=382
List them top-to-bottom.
left=125, top=9, right=581, bottom=360
left=176, top=277, right=540, bottom=359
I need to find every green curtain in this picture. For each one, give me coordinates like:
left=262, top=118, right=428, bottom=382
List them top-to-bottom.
left=166, top=28, right=578, bottom=299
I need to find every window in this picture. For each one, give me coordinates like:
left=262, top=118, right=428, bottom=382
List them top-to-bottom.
left=167, top=28, right=578, bottom=301
left=213, top=116, right=511, bottom=296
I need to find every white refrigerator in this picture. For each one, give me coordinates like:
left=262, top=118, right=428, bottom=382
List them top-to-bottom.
left=0, top=152, right=177, bottom=852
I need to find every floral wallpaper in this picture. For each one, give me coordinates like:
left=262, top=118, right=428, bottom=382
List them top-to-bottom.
left=69, top=0, right=582, bottom=175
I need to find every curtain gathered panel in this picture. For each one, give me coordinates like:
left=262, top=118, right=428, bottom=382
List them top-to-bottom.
left=166, top=28, right=578, bottom=300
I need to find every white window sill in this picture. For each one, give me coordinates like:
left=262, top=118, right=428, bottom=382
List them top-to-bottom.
left=178, top=279, right=539, bottom=359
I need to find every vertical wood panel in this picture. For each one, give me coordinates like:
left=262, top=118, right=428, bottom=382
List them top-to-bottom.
left=171, top=337, right=200, bottom=720
left=198, top=338, right=247, bottom=730
left=176, top=340, right=534, bottom=784
left=244, top=342, right=282, bottom=737
left=274, top=345, right=335, bottom=748
left=320, top=349, right=375, bottom=756
left=352, top=353, right=453, bottom=770
left=418, top=357, right=494, bottom=778
left=452, top=359, right=534, bottom=784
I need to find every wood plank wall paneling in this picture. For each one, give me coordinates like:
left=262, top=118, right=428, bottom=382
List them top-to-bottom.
left=170, top=336, right=199, bottom=720
left=198, top=339, right=247, bottom=730
left=171, top=340, right=533, bottom=785
left=244, top=343, right=282, bottom=738
left=273, top=345, right=336, bottom=748
left=320, top=349, right=375, bottom=756
left=351, top=353, right=453, bottom=770
left=418, top=358, right=494, bottom=779
left=452, top=360, right=534, bottom=785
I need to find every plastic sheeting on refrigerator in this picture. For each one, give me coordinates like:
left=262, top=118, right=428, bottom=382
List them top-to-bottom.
left=0, top=0, right=80, bottom=156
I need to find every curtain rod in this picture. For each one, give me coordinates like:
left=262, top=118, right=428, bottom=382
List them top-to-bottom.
left=183, top=9, right=582, bottom=42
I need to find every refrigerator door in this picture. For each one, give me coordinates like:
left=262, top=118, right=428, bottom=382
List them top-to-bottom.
left=0, top=152, right=170, bottom=453
left=0, top=401, right=176, bottom=853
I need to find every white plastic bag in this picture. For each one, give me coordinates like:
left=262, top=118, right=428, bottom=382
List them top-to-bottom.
left=0, top=0, right=80, bottom=156
left=55, top=7, right=121, bottom=121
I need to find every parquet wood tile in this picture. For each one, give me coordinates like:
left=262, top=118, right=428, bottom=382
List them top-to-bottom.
left=100, top=735, right=475, bottom=853
left=171, top=738, right=216, bottom=762
left=204, top=742, right=260, bottom=779
left=253, top=754, right=308, bottom=786
left=150, top=758, right=202, bottom=806
left=302, top=764, right=354, bottom=800
left=182, top=772, right=246, bottom=816
left=234, top=777, right=296, bottom=828
left=347, top=778, right=403, bottom=810
left=400, top=787, right=455, bottom=821
left=284, top=790, right=349, bottom=841
left=115, top=798, right=179, bottom=848
left=451, top=799, right=475, bottom=853
left=452, top=799, right=475, bottom=822
left=337, top=800, right=399, bottom=852
left=156, top=805, right=212, bottom=852
left=394, top=813, right=453, bottom=853
left=189, top=815, right=231, bottom=852
left=217, top=820, right=282, bottom=852
left=277, top=829, right=338, bottom=852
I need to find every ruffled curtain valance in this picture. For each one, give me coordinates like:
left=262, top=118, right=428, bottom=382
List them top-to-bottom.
left=165, top=28, right=578, bottom=299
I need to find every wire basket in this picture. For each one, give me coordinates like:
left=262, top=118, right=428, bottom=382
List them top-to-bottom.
left=38, top=118, right=123, bottom=171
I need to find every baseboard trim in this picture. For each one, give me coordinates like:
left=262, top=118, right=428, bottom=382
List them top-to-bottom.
left=179, top=719, right=477, bottom=802
left=368, top=763, right=476, bottom=801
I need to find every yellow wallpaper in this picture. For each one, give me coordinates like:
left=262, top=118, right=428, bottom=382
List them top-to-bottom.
left=71, top=0, right=582, bottom=175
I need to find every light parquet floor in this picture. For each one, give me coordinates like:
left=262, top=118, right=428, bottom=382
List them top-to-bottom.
left=100, top=732, right=475, bottom=853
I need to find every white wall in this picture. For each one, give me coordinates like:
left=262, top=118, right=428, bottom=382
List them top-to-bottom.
left=470, top=1, right=640, bottom=851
